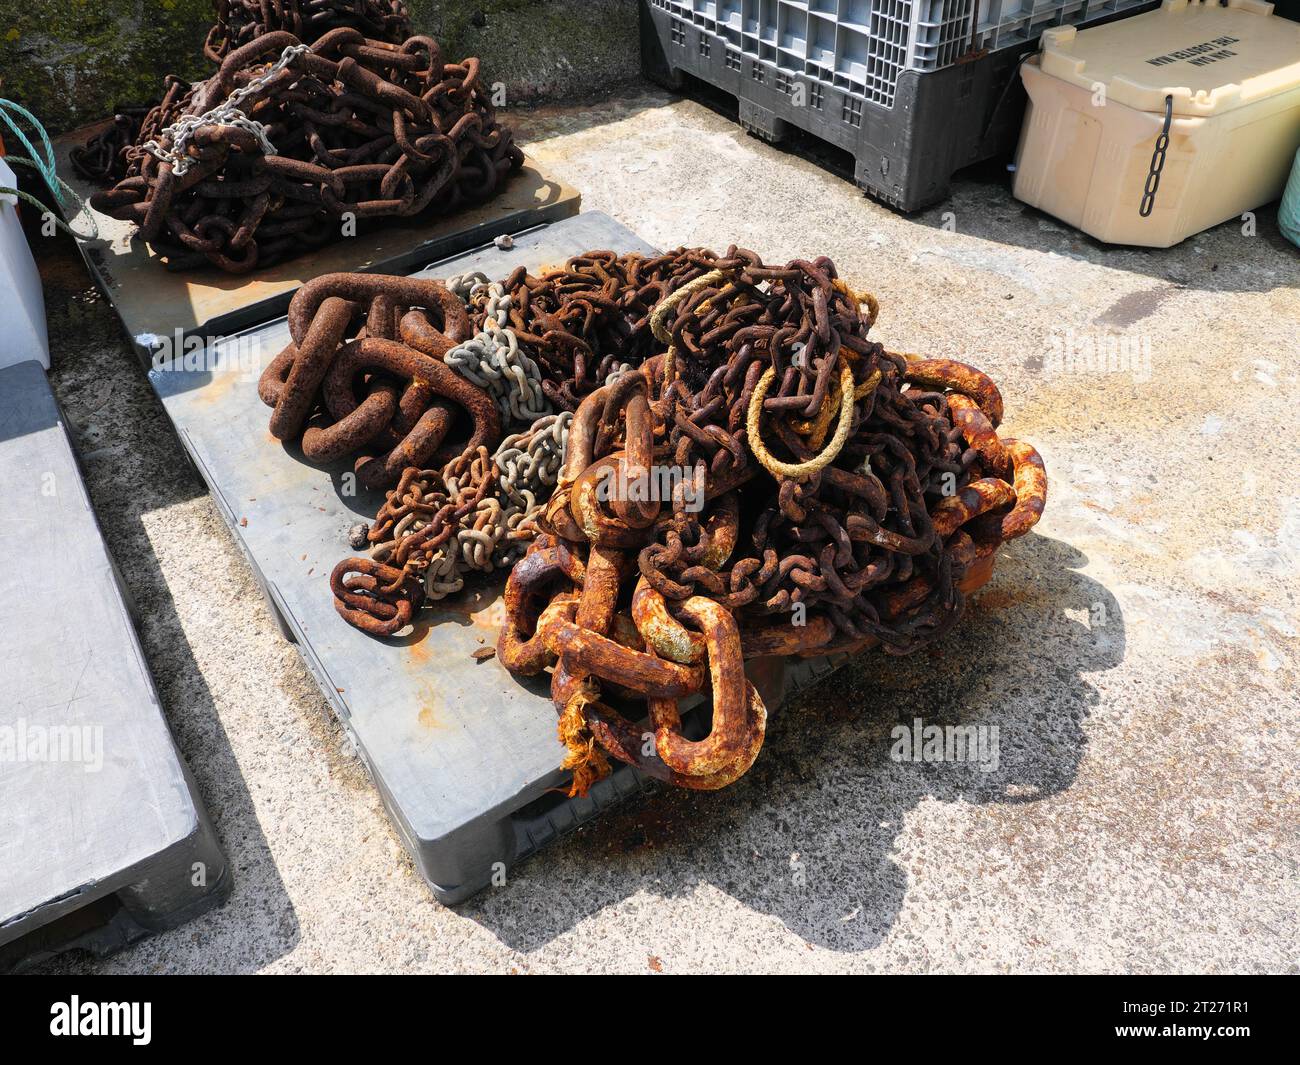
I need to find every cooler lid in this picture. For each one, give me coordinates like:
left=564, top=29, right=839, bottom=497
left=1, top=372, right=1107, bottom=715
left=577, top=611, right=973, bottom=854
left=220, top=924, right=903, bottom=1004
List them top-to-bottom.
left=1040, top=0, right=1300, bottom=116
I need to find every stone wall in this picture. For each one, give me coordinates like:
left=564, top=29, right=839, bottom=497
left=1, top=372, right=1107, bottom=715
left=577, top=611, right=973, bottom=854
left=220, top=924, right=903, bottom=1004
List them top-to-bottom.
left=0, top=1, right=640, bottom=134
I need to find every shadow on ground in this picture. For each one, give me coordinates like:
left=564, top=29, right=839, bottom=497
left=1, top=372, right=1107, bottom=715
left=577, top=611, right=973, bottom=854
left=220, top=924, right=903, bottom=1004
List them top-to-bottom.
left=29, top=225, right=299, bottom=974
left=460, top=534, right=1120, bottom=954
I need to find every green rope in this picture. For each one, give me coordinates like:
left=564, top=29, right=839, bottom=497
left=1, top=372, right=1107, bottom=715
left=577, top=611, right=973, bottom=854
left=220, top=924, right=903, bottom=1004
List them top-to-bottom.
left=0, top=99, right=101, bottom=241
left=0, top=99, right=61, bottom=204
left=0, top=158, right=101, bottom=241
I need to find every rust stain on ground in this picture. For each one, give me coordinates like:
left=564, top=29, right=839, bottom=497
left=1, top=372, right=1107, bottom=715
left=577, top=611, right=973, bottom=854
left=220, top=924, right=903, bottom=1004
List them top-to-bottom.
left=1094, top=285, right=1179, bottom=330
left=190, top=366, right=242, bottom=405
left=970, top=587, right=1028, bottom=612
left=415, top=678, right=456, bottom=731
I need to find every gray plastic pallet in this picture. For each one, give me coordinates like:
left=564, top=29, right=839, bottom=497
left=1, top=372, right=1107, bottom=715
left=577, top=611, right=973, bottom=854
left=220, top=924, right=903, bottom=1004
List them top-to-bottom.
left=641, top=0, right=1156, bottom=210
left=143, top=212, right=853, bottom=904
left=0, top=360, right=231, bottom=972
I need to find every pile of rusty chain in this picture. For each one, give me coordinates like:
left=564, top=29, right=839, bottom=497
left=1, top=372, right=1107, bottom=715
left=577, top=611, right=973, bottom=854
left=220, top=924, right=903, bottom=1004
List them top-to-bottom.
left=205, top=0, right=412, bottom=62
left=71, top=2, right=414, bottom=186
left=87, top=28, right=522, bottom=272
left=71, top=78, right=195, bottom=186
left=70, top=104, right=155, bottom=186
left=312, top=247, right=1046, bottom=795
left=485, top=247, right=1047, bottom=794
left=457, top=248, right=759, bottom=411
left=328, top=249, right=724, bottom=632
left=258, top=268, right=567, bottom=627
left=329, top=278, right=575, bottom=621
left=364, top=410, right=572, bottom=603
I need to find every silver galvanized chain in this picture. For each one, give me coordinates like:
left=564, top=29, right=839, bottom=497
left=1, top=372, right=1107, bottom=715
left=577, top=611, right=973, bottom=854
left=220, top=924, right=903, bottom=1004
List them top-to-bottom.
left=143, top=43, right=311, bottom=176
left=444, top=275, right=550, bottom=424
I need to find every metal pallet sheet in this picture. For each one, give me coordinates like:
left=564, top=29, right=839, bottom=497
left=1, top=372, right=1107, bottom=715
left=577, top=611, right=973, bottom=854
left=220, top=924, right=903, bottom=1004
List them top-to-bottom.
left=54, top=124, right=580, bottom=362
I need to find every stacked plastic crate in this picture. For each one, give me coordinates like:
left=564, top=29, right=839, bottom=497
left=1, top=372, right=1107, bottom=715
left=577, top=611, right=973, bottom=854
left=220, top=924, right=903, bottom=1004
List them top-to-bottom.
left=641, top=0, right=1157, bottom=209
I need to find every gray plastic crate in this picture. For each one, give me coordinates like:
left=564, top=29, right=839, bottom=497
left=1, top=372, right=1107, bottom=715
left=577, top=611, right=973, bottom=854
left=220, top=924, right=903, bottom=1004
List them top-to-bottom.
left=643, top=0, right=1156, bottom=209
left=139, top=212, right=859, bottom=905
left=0, top=360, right=231, bottom=972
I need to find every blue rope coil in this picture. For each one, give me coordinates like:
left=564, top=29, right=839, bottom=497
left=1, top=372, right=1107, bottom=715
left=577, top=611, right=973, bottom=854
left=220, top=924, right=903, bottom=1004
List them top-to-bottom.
left=1280, top=147, right=1300, bottom=252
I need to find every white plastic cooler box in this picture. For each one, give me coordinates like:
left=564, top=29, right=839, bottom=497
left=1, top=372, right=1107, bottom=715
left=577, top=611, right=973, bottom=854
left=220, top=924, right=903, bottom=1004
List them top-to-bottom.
left=1013, top=0, right=1300, bottom=247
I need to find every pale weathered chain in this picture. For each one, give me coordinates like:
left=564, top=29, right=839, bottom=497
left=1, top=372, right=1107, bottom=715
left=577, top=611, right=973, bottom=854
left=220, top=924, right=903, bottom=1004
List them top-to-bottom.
left=445, top=324, right=550, bottom=425
left=369, top=412, right=572, bottom=599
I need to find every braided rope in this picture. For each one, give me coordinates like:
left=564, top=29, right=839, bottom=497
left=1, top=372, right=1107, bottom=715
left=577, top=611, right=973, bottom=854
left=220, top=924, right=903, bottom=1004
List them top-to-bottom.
left=649, top=268, right=732, bottom=344
left=747, top=364, right=858, bottom=482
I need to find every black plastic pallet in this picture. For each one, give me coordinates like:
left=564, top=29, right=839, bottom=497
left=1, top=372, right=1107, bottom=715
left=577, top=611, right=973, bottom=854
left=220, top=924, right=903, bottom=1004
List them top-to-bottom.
left=640, top=0, right=1158, bottom=212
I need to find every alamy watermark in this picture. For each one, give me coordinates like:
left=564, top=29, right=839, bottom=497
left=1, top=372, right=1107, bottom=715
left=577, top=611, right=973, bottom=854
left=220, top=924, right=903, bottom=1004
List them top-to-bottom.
left=1044, top=328, right=1152, bottom=383
left=143, top=329, right=262, bottom=379
left=595, top=463, right=705, bottom=513
left=890, top=717, right=999, bottom=773
left=0, top=718, right=104, bottom=773
left=50, top=997, right=151, bottom=1045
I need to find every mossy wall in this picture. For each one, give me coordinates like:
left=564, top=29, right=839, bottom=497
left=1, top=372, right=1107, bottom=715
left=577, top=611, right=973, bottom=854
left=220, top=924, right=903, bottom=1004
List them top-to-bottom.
left=0, top=0, right=639, bottom=134
left=0, top=1, right=213, bottom=134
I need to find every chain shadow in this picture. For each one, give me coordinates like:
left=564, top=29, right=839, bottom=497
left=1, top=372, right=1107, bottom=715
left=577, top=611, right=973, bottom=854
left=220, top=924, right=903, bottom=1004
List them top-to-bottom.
left=462, top=533, right=1120, bottom=956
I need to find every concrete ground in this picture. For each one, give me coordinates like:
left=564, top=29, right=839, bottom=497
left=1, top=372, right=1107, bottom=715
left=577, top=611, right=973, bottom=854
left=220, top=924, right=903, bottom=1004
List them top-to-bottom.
left=32, top=84, right=1298, bottom=974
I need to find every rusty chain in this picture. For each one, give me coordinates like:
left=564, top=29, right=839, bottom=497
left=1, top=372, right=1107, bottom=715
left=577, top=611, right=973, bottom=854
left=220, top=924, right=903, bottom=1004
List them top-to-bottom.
left=205, top=0, right=412, bottom=63
left=72, top=1, right=414, bottom=186
left=86, top=28, right=522, bottom=272
left=487, top=246, right=1047, bottom=795
left=301, top=247, right=1046, bottom=796
left=326, top=249, right=726, bottom=630
left=363, top=410, right=572, bottom=602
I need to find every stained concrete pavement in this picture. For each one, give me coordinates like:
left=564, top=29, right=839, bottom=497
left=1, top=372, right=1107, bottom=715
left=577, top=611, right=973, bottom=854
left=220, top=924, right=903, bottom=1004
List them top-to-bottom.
left=32, top=86, right=1298, bottom=973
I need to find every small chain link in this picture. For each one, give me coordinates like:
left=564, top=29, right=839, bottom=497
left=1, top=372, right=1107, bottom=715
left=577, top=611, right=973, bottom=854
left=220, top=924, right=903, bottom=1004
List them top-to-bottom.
left=1139, top=94, right=1174, bottom=219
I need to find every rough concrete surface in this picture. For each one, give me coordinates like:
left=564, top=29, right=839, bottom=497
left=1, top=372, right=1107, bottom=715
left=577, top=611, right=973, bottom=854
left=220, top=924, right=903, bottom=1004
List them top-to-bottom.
left=27, top=85, right=1299, bottom=974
